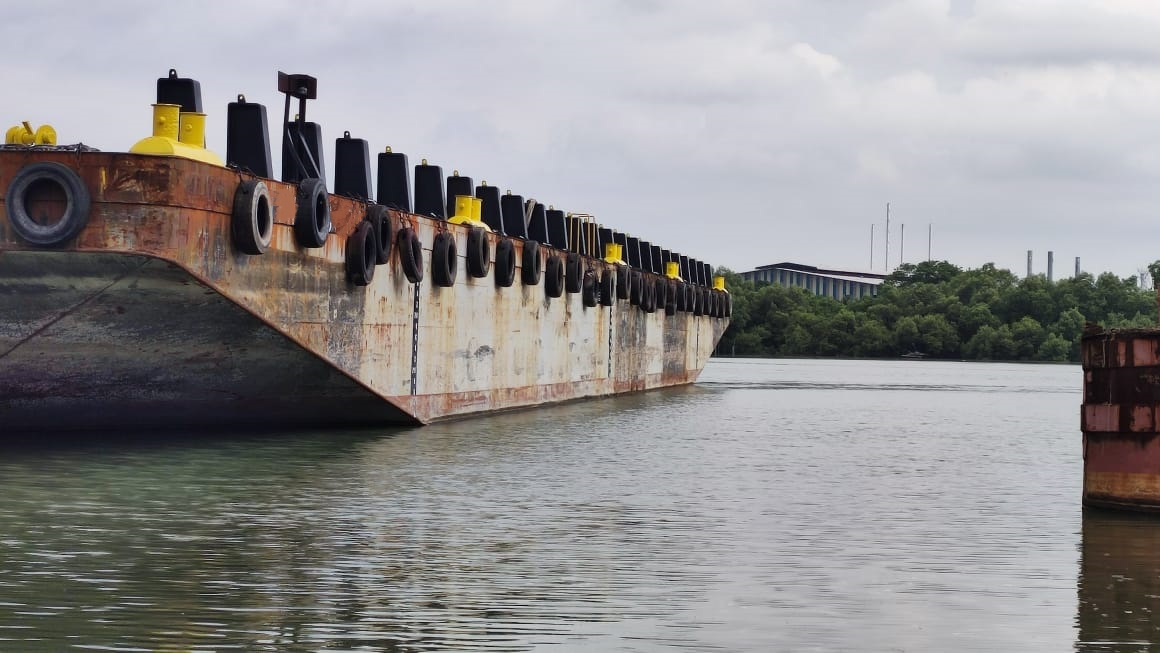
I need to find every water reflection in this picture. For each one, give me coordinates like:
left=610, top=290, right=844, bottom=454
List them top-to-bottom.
left=0, top=359, right=1087, bottom=652
left=0, top=386, right=724, bottom=652
left=1077, top=509, right=1160, bottom=652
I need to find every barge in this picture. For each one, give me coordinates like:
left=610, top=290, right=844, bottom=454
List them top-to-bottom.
left=0, top=70, right=729, bottom=430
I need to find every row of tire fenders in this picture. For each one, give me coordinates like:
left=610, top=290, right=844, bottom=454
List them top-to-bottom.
left=230, top=176, right=732, bottom=319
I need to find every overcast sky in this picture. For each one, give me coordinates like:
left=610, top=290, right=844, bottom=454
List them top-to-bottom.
left=7, top=0, right=1160, bottom=280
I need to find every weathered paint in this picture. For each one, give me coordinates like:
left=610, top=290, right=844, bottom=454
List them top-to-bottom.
left=0, top=151, right=728, bottom=430
left=1081, top=327, right=1160, bottom=511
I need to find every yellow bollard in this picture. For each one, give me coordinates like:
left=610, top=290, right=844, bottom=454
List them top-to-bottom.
left=152, top=104, right=181, bottom=139
left=178, top=111, right=207, bottom=147
left=604, top=242, right=625, bottom=265
left=667, top=261, right=682, bottom=280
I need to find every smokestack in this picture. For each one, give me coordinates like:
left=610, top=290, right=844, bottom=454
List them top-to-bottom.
left=1027, top=250, right=1032, bottom=278
left=1047, top=251, right=1054, bottom=282
left=1075, top=257, right=1080, bottom=278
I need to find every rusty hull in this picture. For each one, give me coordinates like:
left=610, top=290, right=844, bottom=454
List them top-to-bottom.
left=0, top=151, right=728, bottom=430
left=1081, top=328, right=1160, bottom=511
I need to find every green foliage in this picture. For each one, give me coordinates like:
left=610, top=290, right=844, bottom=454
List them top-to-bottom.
left=716, top=260, right=1159, bottom=363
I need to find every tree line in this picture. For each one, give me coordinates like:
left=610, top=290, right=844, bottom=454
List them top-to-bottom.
left=717, top=260, right=1159, bottom=362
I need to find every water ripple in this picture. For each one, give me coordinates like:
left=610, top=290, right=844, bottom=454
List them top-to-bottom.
left=0, top=358, right=1086, bottom=651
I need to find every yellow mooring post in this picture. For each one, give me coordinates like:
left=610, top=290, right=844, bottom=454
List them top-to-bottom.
left=130, top=103, right=223, bottom=165
left=448, top=194, right=492, bottom=230
left=604, top=242, right=625, bottom=265
left=667, top=261, right=682, bottom=280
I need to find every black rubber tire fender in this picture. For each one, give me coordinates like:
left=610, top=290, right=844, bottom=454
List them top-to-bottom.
left=4, top=161, right=91, bottom=247
left=294, top=177, right=331, bottom=248
left=231, top=178, right=272, bottom=255
left=367, top=204, right=392, bottom=265
left=345, top=220, right=376, bottom=286
left=467, top=226, right=491, bottom=278
left=397, top=227, right=424, bottom=283
left=432, top=231, right=458, bottom=287
left=494, top=238, right=516, bottom=287
left=522, top=240, right=542, bottom=285
left=565, top=252, right=582, bottom=293
left=545, top=254, right=565, bottom=298
left=615, top=264, right=629, bottom=300
left=599, top=268, right=615, bottom=306
left=582, top=270, right=598, bottom=307
left=629, top=270, right=642, bottom=306
left=643, top=276, right=656, bottom=313
left=654, top=277, right=667, bottom=310
left=665, top=281, right=678, bottom=316
left=684, top=283, right=696, bottom=313
left=693, top=286, right=704, bottom=316
left=725, top=293, right=733, bottom=318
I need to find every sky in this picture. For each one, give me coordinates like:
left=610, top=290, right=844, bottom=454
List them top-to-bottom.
left=6, top=0, right=1160, bottom=280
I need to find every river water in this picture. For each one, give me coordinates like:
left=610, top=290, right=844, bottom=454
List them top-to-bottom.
left=0, top=358, right=1148, bottom=652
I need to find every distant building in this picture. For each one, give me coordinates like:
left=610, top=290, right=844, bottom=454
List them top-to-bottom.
left=740, top=262, right=887, bottom=300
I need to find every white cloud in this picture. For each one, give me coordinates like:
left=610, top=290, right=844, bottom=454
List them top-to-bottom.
left=4, top=1, right=1160, bottom=276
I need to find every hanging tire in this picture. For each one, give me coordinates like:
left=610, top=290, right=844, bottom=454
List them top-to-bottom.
left=4, top=161, right=91, bottom=247
left=294, top=177, right=330, bottom=248
left=231, top=178, right=272, bottom=255
left=367, top=204, right=392, bottom=265
left=345, top=220, right=376, bottom=286
left=466, top=226, right=490, bottom=278
left=397, top=227, right=424, bottom=283
left=432, top=231, right=457, bottom=287
left=494, top=238, right=516, bottom=287
left=522, top=240, right=542, bottom=285
left=565, top=252, right=582, bottom=293
left=545, top=254, right=565, bottom=298
left=616, top=265, right=629, bottom=300
left=599, top=269, right=615, bottom=306
left=629, top=270, right=642, bottom=306
left=582, top=271, right=598, bottom=307
left=654, top=278, right=667, bottom=310
left=665, top=281, right=677, bottom=316
left=675, top=281, right=687, bottom=311
left=684, top=283, right=695, bottom=313
left=693, top=286, right=704, bottom=316
left=725, top=293, right=733, bottom=317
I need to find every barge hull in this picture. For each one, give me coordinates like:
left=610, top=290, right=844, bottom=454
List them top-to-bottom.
left=0, top=152, right=728, bottom=430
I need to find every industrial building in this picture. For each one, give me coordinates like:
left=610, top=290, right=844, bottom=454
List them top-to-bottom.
left=740, top=262, right=886, bottom=300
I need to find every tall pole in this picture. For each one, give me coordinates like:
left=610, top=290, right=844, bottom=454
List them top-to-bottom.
left=885, top=202, right=890, bottom=273
left=900, top=223, right=905, bottom=266
left=870, top=224, right=875, bottom=270
left=927, top=224, right=931, bottom=261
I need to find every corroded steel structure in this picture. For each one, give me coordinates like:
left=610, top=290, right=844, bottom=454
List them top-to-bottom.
left=0, top=150, right=728, bottom=430
left=1081, top=327, right=1160, bottom=510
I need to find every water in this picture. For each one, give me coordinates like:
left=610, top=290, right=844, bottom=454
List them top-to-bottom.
left=0, top=357, right=1143, bottom=652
